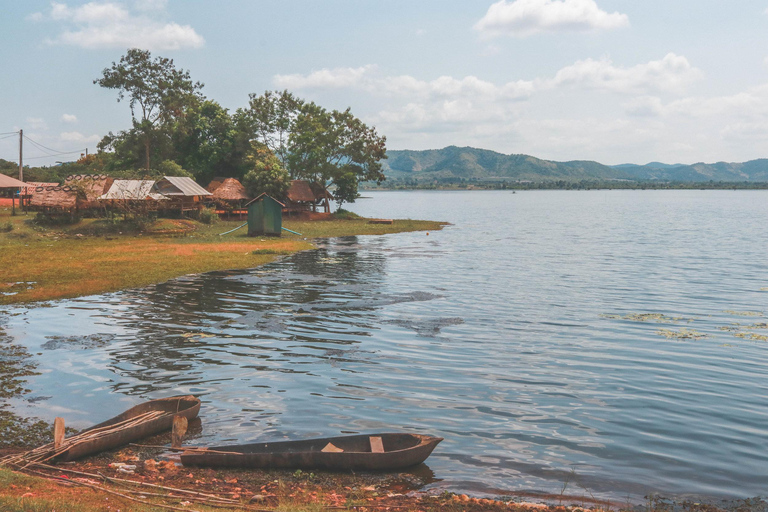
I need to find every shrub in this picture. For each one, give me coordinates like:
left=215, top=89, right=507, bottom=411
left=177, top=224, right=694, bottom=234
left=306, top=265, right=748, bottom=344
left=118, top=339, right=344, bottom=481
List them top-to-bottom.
left=198, top=207, right=218, bottom=225
left=334, top=208, right=360, bottom=220
left=33, top=212, right=81, bottom=226
left=0, top=222, right=12, bottom=233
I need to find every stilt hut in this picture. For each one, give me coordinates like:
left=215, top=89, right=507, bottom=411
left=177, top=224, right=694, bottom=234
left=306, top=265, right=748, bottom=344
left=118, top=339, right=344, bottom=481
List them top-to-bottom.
left=0, top=174, right=28, bottom=214
left=64, top=174, right=113, bottom=211
left=154, top=176, right=212, bottom=215
left=207, top=178, right=249, bottom=218
left=99, top=180, right=167, bottom=213
left=284, top=180, right=333, bottom=214
left=20, top=182, right=58, bottom=208
left=29, top=185, right=77, bottom=212
left=246, top=194, right=284, bottom=236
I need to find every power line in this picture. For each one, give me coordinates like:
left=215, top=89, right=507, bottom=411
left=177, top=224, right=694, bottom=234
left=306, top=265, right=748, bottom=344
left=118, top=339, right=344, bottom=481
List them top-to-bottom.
left=23, top=134, right=85, bottom=157
left=24, top=150, right=85, bottom=161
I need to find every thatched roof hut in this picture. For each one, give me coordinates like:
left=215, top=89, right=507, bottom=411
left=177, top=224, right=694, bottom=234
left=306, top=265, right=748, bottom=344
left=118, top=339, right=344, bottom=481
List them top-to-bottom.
left=64, top=174, right=113, bottom=209
left=206, top=177, right=227, bottom=193
left=210, top=178, right=249, bottom=202
left=284, top=180, right=333, bottom=213
left=21, top=182, right=58, bottom=196
left=29, top=186, right=77, bottom=209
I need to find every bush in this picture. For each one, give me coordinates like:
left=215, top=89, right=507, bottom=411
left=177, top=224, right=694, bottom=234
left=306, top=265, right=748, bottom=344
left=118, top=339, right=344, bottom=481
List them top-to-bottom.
left=198, top=207, right=218, bottom=225
left=333, top=208, right=360, bottom=220
left=33, top=212, right=81, bottom=226
left=0, top=222, right=12, bottom=233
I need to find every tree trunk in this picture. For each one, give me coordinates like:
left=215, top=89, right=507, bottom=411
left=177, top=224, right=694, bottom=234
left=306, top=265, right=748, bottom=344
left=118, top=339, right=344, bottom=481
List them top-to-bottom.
left=145, top=137, right=151, bottom=171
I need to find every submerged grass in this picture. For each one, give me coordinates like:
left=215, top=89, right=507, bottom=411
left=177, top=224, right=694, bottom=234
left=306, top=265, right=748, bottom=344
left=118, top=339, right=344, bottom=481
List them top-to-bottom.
left=0, top=208, right=445, bottom=305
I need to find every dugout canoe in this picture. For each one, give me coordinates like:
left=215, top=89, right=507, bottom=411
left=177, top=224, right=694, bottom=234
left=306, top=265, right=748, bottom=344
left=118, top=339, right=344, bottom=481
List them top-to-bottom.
left=56, top=395, right=201, bottom=461
left=180, top=433, right=442, bottom=471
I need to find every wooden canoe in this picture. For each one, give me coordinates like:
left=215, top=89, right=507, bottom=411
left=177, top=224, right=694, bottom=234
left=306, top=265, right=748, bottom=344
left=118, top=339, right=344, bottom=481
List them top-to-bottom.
left=55, top=395, right=201, bottom=462
left=180, top=433, right=442, bottom=471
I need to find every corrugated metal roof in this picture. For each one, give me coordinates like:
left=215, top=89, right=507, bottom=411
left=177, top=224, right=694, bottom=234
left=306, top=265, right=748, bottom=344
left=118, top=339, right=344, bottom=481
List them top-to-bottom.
left=0, top=174, right=27, bottom=188
left=157, top=176, right=212, bottom=196
left=100, top=180, right=166, bottom=200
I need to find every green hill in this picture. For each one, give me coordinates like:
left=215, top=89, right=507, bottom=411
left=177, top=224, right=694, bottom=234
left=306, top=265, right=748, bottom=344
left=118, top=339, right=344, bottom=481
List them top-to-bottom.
left=382, top=147, right=768, bottom=184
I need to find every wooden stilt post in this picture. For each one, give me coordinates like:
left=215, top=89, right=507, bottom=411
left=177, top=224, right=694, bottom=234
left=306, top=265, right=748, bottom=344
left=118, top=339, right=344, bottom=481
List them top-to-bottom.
left=171, top=414, right=188, bottom=449
left=54, top=417, right=65, bottom=450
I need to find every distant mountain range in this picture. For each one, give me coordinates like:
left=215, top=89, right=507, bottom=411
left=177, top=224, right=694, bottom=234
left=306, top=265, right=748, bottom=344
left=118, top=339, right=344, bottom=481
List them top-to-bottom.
left=382, top=146, right=768, bottom=183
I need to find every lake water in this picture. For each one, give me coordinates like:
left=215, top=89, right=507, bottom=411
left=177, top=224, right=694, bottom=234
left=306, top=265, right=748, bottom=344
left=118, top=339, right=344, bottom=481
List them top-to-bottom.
left=3, top=190, right=768, bottom=502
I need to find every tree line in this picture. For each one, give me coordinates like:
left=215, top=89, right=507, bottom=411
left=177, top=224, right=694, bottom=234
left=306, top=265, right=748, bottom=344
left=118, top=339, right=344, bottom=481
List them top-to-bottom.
left=15, top=49, right=387, bottom=208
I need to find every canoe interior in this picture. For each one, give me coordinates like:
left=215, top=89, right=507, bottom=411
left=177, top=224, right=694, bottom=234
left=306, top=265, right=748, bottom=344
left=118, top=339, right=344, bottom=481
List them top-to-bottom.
left=84, top=395, right=201, bottom=432
left=207, top=433, right=438, bottom=454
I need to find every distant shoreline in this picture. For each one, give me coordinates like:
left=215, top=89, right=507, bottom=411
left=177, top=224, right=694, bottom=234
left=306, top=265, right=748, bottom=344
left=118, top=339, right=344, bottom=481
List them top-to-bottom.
left=363, top=181, right=768, bottom=191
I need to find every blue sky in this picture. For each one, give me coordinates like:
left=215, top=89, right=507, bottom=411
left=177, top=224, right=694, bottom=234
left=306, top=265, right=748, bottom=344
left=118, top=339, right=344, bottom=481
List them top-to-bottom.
left=2, top=0, right=768, bottom=166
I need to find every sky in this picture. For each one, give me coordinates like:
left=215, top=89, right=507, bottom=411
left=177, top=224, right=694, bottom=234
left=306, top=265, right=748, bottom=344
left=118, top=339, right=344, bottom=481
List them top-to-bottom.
left=1, top=0, right=768, bottom=167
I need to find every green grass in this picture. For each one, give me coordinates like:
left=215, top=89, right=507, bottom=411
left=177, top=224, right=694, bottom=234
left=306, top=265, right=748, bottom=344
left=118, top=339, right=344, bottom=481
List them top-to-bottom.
left=0, top=208, right=444, bottom=305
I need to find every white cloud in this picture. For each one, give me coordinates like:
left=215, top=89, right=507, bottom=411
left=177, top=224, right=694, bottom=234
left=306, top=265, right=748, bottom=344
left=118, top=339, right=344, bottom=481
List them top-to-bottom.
left=474, top=0, right=629, bottom=38
left=40, top=1, right=204, bottom=50
left=27, top=11, right=43, bottom=21
left=273, top=53, right=697, bottom=102
left=549, top=53, right=702, bottom=94
left=274, top=66, right=536, bottom=101
left=274, top=66, right=374, bottom=89
left=61, top=114, right=78, bottom=123
left=26, top=117, right=48, bottom=130
left=59, top=131, right=101, bottom=144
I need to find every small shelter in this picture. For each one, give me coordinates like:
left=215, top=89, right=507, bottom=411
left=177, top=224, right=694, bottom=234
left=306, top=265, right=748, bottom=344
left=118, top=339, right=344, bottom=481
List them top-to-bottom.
left=0, top=174, right=28, bottom=214
left=64, top=174, right=113, bottom=210
left=154, top=176, right=212, bottom=214
left=208, top=177, right=250, bottom=219
left=100, top=180, right=167, bottom=212
left=284, top=180, right=333, bottom=214
left=20, top=182, right=58, bottom=208
left=29, top=186, right=77, bottom=211
left=246, top=194, right=284, bottom=236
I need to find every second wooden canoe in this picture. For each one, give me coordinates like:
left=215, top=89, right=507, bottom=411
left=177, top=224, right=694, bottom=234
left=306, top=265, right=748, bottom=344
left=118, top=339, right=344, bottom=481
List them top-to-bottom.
left=56, top=395, right=201, bottom=462
left=180, top=433, right=442, bottom=471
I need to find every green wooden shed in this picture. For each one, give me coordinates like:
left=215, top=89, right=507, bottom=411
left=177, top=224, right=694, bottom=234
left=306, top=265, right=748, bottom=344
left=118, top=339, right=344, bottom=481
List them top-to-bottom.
left=245, top=193, right=284, bottom=236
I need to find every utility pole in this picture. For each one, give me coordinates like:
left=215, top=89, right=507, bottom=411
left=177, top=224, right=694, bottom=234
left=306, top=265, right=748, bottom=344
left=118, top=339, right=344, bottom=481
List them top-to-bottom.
left=18, top=129, right=23, bottom=181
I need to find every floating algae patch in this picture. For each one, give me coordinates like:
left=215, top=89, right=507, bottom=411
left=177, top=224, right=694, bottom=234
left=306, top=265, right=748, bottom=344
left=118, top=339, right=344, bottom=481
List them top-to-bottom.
left=760, top=287, right=768, bottom=291
left=723, top=310, right=764, bottom=317
left=601, top=312, right=690, bottom=323
left=385, top=317, right=464, bottom=337
left=746, top=323, right=768, bottom=329
left=717, top=325, right=742, bottom=332
left=656, top=328, right=708, bottom=340
left=734, top=332, right=768, bottom=341
left=42, top=333, right=116, bottom=350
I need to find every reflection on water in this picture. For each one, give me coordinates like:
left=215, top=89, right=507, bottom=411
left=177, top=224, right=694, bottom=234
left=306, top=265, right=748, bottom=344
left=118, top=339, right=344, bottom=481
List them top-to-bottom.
left=4, top=191, right=768, bottom=503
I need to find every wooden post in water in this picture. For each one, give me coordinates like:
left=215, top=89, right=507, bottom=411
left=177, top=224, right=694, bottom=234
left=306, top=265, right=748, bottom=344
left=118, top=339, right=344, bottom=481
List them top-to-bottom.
left=171, top=414, right=188, bottom=449
left=53, top=417, right=65, bottom=450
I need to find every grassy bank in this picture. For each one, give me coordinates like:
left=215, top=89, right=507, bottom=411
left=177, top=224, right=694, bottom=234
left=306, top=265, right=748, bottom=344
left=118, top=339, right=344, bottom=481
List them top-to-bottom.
left=0, top=208, right=445, bottom=305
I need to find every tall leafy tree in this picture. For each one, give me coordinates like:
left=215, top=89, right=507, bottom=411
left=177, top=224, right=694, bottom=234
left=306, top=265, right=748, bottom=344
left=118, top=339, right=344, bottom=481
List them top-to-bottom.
left=94, top=49, right=203, bottom=171
left=238, top=90, right=387, bottom=207
left=172, top=99, right=248, bottom=184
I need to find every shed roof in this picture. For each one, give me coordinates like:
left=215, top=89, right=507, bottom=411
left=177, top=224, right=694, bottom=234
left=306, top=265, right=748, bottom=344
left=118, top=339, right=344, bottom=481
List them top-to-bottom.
left=0, top=174, right=27, bottom=188
left=156, top=176, right=212, bottom=196
left=210, top=178, right=249, bottom=201
left=100, top=180, right=166, bottom=200
left=245, top=193, right=285, bottom=207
